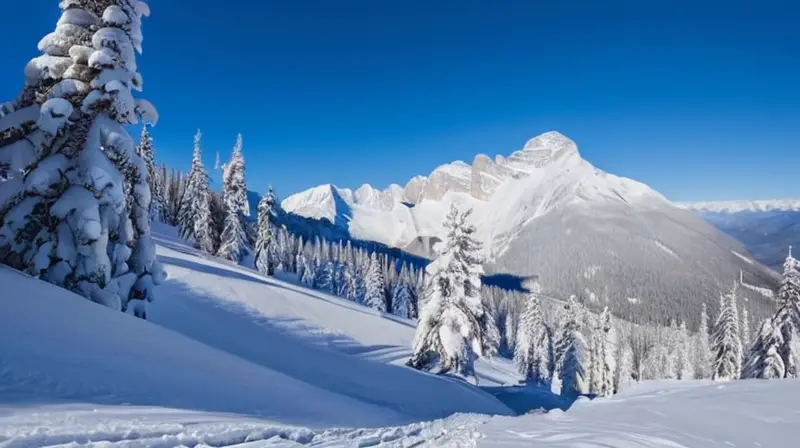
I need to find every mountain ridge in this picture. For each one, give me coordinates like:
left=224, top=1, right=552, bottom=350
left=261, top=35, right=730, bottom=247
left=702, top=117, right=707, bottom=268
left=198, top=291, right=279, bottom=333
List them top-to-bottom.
left=281, top=131, right=780, bottom=326
left=680, top=199, right=800, bottom=213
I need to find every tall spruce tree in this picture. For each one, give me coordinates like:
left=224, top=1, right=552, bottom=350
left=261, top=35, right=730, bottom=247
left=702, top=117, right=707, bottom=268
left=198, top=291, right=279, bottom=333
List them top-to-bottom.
left=0, top=0, right=164, bottom=316
left=136, top=124, right=162, bottom=221
left=178, top=131, right=213, bottom=253
left=217, top=134, right=251, bottom=262
left=254, top=187, right=276, bottom=275
left=408, top=206, right=487, bottom=380
left=775, top=247, right=800, bottom=377
left=363, top=252, right=387, bottom=311
left=391, top=264, right=415, bottom=319
left=514, top=285, right=554, bottom=387
left=711, top=285, right=743, bottom=381
left=555, top=295, right=583, bottom=373
left=694, top=302, right=712, bottom=379
left=559, top=316, right=588, bottom=399
left=742, top=317, right=786, bottom=379
left=675, top=320, right=691, bottom=380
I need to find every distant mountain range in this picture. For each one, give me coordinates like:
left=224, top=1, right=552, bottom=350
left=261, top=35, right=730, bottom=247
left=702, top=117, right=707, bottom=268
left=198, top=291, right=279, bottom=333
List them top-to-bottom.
left=279, top=131, right=780, bottom=327
left=681, top=201, right=800, bottom=271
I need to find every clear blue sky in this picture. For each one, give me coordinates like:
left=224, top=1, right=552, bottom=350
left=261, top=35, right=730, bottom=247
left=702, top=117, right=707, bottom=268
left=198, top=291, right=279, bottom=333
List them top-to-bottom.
left=1, top=0, right=798, bottom=201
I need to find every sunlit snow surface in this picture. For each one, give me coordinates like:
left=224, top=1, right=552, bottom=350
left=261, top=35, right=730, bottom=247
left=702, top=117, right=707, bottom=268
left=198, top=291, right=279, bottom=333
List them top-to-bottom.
left=1, top=225, right=799, bottom=446
left=2, top=380, right=799, bottom=447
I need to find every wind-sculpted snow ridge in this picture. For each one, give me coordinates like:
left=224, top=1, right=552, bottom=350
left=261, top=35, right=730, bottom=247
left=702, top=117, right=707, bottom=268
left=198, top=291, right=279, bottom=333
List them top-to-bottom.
left=282, top=132, right=780, bottom=327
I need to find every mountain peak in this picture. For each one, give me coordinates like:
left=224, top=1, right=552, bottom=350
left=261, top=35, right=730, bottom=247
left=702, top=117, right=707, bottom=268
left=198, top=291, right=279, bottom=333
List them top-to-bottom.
left=523, top=131, right=578, bottom=154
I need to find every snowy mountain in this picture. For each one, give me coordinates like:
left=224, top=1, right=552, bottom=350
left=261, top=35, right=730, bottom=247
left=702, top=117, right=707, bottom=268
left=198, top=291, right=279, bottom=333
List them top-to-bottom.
left=283, top=131, right=780, bottom=325
left=681, top=199, right=800, bottom=213
left=681, top=201, right=800, bottom=271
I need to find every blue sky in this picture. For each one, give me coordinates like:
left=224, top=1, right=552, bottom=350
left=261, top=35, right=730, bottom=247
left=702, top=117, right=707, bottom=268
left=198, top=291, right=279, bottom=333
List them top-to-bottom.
left=1, top=0, right=798, bottom=201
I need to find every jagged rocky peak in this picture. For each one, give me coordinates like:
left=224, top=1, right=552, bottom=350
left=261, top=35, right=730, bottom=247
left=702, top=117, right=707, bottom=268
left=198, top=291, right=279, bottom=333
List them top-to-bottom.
left=471, top=153, right=509, bottom=201
left=420, top=161, right=472, bottom=202
left=404, top=175, right=428, bottom=204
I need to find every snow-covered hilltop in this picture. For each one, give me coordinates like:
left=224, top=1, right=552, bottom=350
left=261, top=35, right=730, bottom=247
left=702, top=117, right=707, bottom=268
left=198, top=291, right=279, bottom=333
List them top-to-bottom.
left=283, top=131, right=780, bottom=325
left=681, top=199, right=800, bottom=213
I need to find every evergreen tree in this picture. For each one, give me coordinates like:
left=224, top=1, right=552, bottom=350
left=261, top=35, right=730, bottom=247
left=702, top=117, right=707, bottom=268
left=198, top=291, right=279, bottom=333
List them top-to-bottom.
left=0, top=0, right=164, bottom=316
left=137, top=124, right=162, bottom=221
left=178, top=131, right=213, bottom=253
left=217, top=134, right=251, bottom=262
left=254, top=187, right=276, bottom=275
left=408, top=206, right=487, bottom=380
left=295, top=236, right=306, bottom=280
left=775, top=247, right=800, bottom=377
left=363, top=252, right=387, bottom=312
left=316, top=260, right=335, bottom=294
left=334, top=261, right=347, bottom=296
left=344, top=261, right=365, bottom=302
left=391, top=264, right=415, bottom=318
left=514, top=285, right=554, bottom=387
left=711, top=285, right=743, bottom=381
left=555, top=296, right=582, bottom=373
left=694, top=302, right=712, bottom=379
left=741, top=306, right=751, bottom=352
left=587, top=307, right=613, bottom=396
left=742, top=318, right=786, bottom=379
left=675, top=321, right=691, bottom=380
left=560, top=326, right=588, bottom=399
left=614, top=340, right=634, bottom=393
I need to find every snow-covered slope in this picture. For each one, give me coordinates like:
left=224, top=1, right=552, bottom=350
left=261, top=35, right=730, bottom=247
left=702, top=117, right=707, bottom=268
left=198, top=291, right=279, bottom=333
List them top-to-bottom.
left=282, top=132, right=780, bottom=325
left=0, top=225, right=514, bottom=434
left=3, top=375, right=799, bottom=446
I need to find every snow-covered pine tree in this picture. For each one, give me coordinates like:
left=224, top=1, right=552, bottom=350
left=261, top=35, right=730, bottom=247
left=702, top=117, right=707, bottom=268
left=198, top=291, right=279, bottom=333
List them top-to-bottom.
left=0, top=0, right=164, bottom=316
left=136, top=123, right=162, bottom=221
left=178, top=131, right=213, bottom=252
left=217, top=134, right=251, bottom=262
left=162, top=167, right=184, bottom=225
left=254, top=187, right=275, bottom=275
left=207, top=190, right=225, bottom=252
left=408, top=205, right=487, bottom=380
left=294, top=236, right=306, bottom=282
left=775, top=247, right=800, bottom=378
left=301, top=252, right=315, bottom=287
left=363, top=252, right=387, bottom=312
left=316, top=260, right=335, bottom=294
left=334, top=261, right=347, bottom=296
left=344, top=261, right=364, bottom=302
left=391, top=264, right=414, bottom=318
left=410, top=265, right=426, bottom=319
left=514, top=285, right=554, bottom=387
left=711, top=285, right=743, bottom=381
left=554, top=295, right=582, bottom=373
left=481, top=299, right=501, bottom=358
left=694, top=302, right=712, bottom=379
left=741, top=306, right=751, bottom=352
left=587, top=307, right=613, bottom=396
left=599, top=307, right=614, bottom=395
left=742, top=318, right=786, bottom=379
left=560, top=321, right=588, bottom=399
left=675, top=321, right=691, bottom=380
left=613, top=340, right=634, bottom=393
